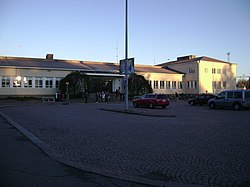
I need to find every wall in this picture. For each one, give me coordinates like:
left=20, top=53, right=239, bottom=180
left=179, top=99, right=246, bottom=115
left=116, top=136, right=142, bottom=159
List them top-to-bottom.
left=167, top=61, right=199, bottom=94
left=199, top=61, right=237, bottom=94
left=0, top=67, right=71, bottom=97
left=138, top=72, right=183, bottom=94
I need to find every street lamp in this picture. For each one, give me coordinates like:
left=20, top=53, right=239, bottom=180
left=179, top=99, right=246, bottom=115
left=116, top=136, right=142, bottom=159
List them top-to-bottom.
left=124, top=0, right=129, bottom=111
left=66, top=82, right=69, bottom=102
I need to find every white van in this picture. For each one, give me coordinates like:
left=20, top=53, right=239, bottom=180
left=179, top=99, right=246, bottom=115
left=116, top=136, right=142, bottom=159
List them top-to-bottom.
left=208, top=90, right=250, bottom=110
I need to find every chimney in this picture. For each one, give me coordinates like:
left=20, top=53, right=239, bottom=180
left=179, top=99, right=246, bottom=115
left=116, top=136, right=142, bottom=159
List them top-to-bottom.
left=46, top=54, right=54, bottom=60
left=177, top=55, right=196, bottom=61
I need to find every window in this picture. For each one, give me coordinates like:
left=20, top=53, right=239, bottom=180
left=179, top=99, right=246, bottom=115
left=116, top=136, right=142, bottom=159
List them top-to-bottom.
left=188, top=68, right=195, bottom=74
left=212, top=68, right=216, bottom=74
left=217, top=69, right=221, bottom=74
left=13, top=76, right=21, bottom=87
left=1, top=77, right=10, bottom=87
left=24, top=77, right=33, bottom=88
left=35, top=78, right=43, bottom=88
left=45, top=78, right=53, bottom=88
left=55, top=78, right=61, bottom=88
left=148, top=80, right=152, bottom=87
left=153, top=81, right=158, bottom=89
left=160, top=81, right=164, bottom=89
left=166, top=81, right=171, bottom=89
left=172, top=81, right=177, bottom=89
left=178, top=81, right=183, bottom=89
left=188, top=81, right=196, bottom=89
left=194, top=81, right=197, bottom=89
left=212, top=81, right=216, bottom=89
left=217, top=81, right=221, bottom=89
left=222, top=81, right=227, bottom=89
left=219, top=91, right=226, bottom=98
left=227, top=91, right=233, bottom=98
left=245, top=91, right=250, bottom=99
left=234, top=92, right=242, bottom=99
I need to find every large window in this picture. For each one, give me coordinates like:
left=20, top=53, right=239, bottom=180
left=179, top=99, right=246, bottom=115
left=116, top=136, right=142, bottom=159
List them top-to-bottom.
left=188, top=68, right=195, bottom=74
left=212, top=68, right=216, bottom=74
left=217, top=69, right=221, bottom=74
left=13, top=76, right=21, bottom=87
left=1, top=77, right=10, bottom=87
left=24, top=77, right=33, bottom=88
left=35, top=78, right=43, bottom=88
left=45, top=78, right=53, bottom=88
left=55, top=78, right=61, bottom=88
left=153, top=81, right=158, bottom=89
left=160, top=81, right=164, bottom=89
left=166, top=81, right=171, bottom=89
left=172, top=81, right=177, bottom=89
left=178, top=81, right=183, bottom=89
left=188, top=81, right=196, bottom=89
left=212, top=81, right=216, bottom=89
left=217, top=81, right=222, bottom=89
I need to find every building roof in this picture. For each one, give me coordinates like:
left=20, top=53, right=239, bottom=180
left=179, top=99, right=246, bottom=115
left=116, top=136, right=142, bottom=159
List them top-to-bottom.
left=0, top=55, right=183, bottom=75
left=158, top=55, right=236, bottom=66
left=0, top=56, right=119, bottom=73
left=134, top=64, right=184, bottom=74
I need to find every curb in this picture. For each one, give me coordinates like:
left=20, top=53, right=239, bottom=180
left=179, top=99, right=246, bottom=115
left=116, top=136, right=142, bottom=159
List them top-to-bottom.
left=100, top=108, right=176, bottom=117
left=0, top=112, right=168, bottom=187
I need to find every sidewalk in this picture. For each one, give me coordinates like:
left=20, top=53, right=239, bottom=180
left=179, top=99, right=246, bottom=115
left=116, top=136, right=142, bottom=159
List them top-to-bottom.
left=0, top=115, right=151, bottom=187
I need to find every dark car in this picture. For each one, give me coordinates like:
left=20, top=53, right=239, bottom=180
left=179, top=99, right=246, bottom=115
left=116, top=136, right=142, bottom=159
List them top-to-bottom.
left=188, top=93, right=216, bottom=106
left=133, top=94, right=169, bottom=109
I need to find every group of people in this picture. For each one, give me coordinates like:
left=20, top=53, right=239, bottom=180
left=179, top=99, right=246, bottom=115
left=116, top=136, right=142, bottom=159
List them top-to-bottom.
left=95, top=91, right=111, bottom=103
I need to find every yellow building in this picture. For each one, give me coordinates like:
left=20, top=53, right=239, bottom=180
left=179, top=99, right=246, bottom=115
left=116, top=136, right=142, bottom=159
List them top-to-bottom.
left=0, top=54, right=183, bottom=97
left=0, top=55, right=124, bottom=97
left=159, top=55, right=237, bottom=94
left=134, top=64, right=184, bottom=94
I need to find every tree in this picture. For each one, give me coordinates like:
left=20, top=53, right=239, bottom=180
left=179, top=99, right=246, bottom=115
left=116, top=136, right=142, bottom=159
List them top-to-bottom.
left=59, top=72, right=90, bottom=98
left=128, top=74, right=153, bottom=96
left=237, top=79, right=249, bottom=89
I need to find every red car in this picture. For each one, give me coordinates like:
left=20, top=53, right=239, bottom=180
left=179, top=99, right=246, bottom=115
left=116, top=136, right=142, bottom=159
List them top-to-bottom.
left=133, top=94, right=170, bottom=109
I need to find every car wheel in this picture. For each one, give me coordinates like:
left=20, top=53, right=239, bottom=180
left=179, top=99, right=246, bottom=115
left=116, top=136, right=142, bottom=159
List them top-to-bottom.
left=209, top=102, right=215, bottom=109
left=149, top=103, right=154, bottom=109
left=234, top=103, right=241, bottom=111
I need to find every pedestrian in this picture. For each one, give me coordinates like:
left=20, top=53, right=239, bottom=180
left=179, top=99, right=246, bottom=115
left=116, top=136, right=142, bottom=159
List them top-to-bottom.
left=55, top=92, right=58, bottom=102
left=96, top=92, right=99, bottom=103
left=175, top=92, right=179, bottom=101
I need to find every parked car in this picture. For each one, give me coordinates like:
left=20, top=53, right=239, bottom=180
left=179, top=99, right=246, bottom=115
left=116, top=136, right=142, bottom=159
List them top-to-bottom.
left=208, top=90, right=250, bottom=110
left=188, top=93, right=216, bottom=106
left=133, top=94, right=169, bottom=109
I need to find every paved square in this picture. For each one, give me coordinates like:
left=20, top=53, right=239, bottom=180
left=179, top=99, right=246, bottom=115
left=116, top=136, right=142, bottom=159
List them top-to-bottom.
left=1, top=101, right=250, bottom=187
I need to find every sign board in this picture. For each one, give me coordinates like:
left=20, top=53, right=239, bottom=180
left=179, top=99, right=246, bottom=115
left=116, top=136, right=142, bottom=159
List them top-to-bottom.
left=119, top=58, right=135, bottom=74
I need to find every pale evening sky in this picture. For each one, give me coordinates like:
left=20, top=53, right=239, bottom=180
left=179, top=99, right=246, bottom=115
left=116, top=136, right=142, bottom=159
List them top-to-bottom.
left=0, top=0, right=249, bottom=77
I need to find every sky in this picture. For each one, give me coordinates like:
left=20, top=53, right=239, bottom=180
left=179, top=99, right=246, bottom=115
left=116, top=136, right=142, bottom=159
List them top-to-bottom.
left=0, top=0, right=250, bottom=77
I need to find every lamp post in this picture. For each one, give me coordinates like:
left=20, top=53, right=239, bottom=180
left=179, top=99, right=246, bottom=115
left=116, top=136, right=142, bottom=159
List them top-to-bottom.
left=124, top=0, right=129, bottom=111
left=66, top=82, right=69, bottom=102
